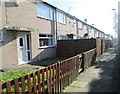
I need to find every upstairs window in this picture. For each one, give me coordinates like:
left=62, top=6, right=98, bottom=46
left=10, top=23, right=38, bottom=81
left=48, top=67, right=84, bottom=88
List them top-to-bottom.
left=37, top=3, right=53, bottom=20
left=57, top=11, right=66, bottom=24
left=73, top=17, right=76, bottom=24
left=78, top=22, right=83, bottom=30
left=88, top=26, right=92, bottom=32
left=91, top=28, right=94, bottom=32
left=39, top=34, right=54, bottom=48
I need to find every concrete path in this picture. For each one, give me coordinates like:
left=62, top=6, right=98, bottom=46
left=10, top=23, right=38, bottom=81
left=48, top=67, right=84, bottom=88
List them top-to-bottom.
left=63, top=48, right=118, bottom=92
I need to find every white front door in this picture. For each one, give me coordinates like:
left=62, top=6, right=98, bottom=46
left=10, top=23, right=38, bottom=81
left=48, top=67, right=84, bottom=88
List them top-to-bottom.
left=17, top=32, right=31, bottom=65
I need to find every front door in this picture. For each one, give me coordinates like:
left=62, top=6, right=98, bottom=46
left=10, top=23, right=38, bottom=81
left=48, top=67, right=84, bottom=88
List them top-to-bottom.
left=17, top=32, right=31, bottom=65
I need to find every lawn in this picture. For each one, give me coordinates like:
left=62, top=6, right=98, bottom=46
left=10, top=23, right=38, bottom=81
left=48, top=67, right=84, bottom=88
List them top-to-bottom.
left=1, top=56, right=68, bottom=83
left=1, top=56, right=68, bottom=92
left=29, top=57, right=68, bottom=67
left=1, top=68, right=40, bottom=83
left=1, top=69, right=44, bottom=92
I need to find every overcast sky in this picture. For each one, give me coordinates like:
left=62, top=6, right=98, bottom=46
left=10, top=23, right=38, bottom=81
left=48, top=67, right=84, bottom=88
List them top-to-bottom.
left=46, top=0, right=119, bottom=37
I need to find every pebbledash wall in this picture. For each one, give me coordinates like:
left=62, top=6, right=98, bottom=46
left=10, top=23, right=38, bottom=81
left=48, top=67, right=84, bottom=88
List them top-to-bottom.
left=0, top=1, right=112, bottom=69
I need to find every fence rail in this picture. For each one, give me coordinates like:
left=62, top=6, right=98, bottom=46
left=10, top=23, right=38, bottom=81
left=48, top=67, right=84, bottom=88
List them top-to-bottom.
left=2, top=54, right=82, bottom=93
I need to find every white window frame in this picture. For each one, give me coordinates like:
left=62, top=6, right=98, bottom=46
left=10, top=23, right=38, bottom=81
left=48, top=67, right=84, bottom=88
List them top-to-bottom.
left=37, top=2, right=53, bottom=20
left=57, top=11, right=66, bottom=24
left=73, top=17, right=76, bottom=24
left=78, top=21, right=83, bottom=30
left=88, top=26, right=92, bottom=32
left=91, top=28, right=94, bottom=32
left=0, top=29, right=3, bottom=42
left=39, top=34, right=54, bottom=48
left=57, top=35, right=66, bottom=40
left=73, top=35, right=77, bottom=39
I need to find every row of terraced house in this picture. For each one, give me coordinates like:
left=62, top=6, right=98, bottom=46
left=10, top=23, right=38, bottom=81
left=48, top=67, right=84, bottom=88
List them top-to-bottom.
left=0, top=1, right=112, bottom=69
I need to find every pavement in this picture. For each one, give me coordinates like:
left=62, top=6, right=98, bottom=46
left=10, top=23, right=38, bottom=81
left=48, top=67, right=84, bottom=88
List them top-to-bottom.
left=62, top=48, right=119, bottom=93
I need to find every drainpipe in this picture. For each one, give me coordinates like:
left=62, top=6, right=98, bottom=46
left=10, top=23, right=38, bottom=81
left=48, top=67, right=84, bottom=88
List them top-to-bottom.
left=4, top=2, right=8, bottom=24
left=54, top=8, right=57, bottom=47
left=76, top=19, right=79, bottom=39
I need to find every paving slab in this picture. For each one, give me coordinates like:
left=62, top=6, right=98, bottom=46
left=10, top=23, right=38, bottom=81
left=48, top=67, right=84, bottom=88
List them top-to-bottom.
left=70, top=81, right=89, bottom=88
left=62, top=86, right=90, bottom=92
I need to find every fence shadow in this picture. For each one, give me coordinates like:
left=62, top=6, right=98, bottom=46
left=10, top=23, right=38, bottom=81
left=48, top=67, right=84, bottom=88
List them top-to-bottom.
left=88, top=53, right=118, bottom=92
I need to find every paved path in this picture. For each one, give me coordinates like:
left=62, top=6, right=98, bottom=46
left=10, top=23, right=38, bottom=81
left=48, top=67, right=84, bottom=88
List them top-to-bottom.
left=63, top=48, right=118, bottom=92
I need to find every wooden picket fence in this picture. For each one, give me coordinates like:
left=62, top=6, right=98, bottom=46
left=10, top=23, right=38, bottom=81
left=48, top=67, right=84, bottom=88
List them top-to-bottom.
left=2, top=54, right=82, bottom=93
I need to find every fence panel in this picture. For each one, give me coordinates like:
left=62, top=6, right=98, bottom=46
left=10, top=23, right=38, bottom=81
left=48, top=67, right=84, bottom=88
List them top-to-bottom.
left=57, top=39, right=96, bottom=57
left=82, top=48, right=96, bottom=71
left=2, top=52, right=85, bottom=93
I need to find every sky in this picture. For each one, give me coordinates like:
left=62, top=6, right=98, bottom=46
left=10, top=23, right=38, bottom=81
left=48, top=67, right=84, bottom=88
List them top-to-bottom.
left=46, top=0, right=119, bottom=37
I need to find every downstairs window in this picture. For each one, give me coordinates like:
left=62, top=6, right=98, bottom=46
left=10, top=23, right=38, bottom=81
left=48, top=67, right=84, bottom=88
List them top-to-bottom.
left=39, top=34, right=54, bottom=48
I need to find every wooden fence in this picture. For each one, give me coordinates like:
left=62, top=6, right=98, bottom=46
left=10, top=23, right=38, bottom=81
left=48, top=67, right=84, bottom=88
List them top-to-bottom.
left=57, top=38, right=113, bottom=57
left=96, top=38, right=102, bottom=56
left=57, top=39, right=96, bottom=57
left=105, top=39, right=113, bottom=49
left=82, top=48, right=96, bottom=71
left=2, top=54, right=82, bottom=93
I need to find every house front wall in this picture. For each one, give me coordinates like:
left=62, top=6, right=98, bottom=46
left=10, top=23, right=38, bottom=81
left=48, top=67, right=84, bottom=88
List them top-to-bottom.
left=1, top=1, right=56, bottom=67
left=0, top=2, right=2, bottom=27
left=0, top=2, right=2, bottom=69
left=5, top=2, right=52, bottom=34
left=57, top=16, right=77, bottom=38
left=78, top=25, right=88, bottom=38
left=89, top=28, right=95, bottom=38
left=94, top=29, right=98, bottom=38
left=2, top=30, right=18, bottom=68
left=31, top=32, right=56, bottom=62
left=0, top=42, right=2, bottom=69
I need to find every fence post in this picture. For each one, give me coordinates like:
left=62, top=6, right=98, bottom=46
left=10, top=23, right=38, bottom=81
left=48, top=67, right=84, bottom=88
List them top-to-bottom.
left=81, top=52, right=85, bottom=71
left=56, top=62, right=60, bottom=93
left=60, top=62, right=62, bottom=92
left=52, top=65, right=55, bottom=93
left=49, top=66, right=52, bottom=93
left=42, top=69, right=45, bottom=93
left=37, top=70, right=41, bottom=93
left=33, top=72, right=37, bottom=93
left=27, top=74, right=31, bottom=93
left=21, top=76, right=26, bottom=93
left=14, top=78, right=19, bottom=93
left=6, top=81, right=11, bottom=93
left=0, top=82, right=1, bottom=94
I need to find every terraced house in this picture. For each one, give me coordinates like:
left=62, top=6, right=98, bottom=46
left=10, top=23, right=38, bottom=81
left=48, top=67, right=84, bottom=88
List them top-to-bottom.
left=0, top=1, right=112, bottom=69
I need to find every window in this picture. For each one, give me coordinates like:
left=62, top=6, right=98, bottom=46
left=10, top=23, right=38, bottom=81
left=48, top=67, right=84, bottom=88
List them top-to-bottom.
left=37, top=2, right=53, bottom=20
left=57, top=11, right=66, bottom=24
left=73, top=17, right=76, bottom=24
left=78, top=22, right=83, bottom=30
left=88, top=26, right=92, bottom=32
left=91, top=28, right=94, bottom=32
left=0, top=29, right=3, bottom=41
left=39, top=34, right=54, bottom=48
left=57, top=35, right=66, bottom=40
left=73, top=35, right=77, bottom=39
left=19, top=38, right=23, bottom=47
